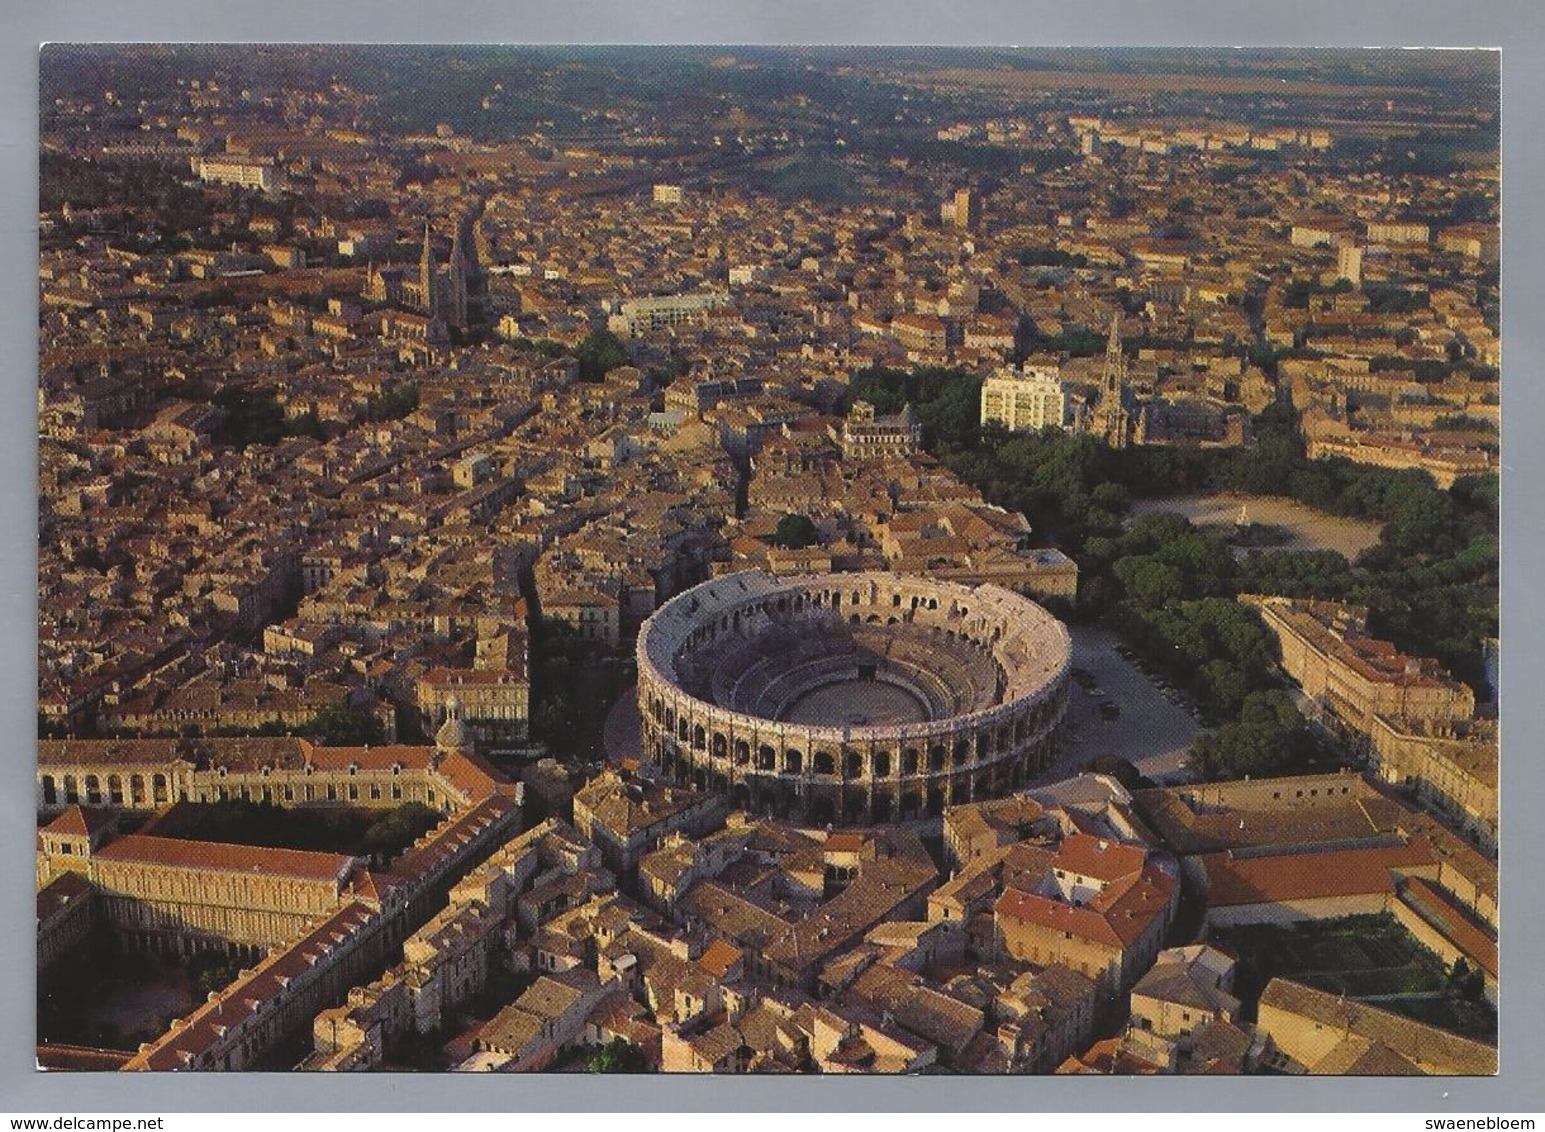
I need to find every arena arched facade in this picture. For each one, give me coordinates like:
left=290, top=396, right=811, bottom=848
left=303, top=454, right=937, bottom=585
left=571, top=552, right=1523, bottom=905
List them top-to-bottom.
left=635, top=571, right=1073, bottom=826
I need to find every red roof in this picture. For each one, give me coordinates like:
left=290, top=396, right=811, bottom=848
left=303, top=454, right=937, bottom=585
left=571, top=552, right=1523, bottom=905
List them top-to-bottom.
left=421, top=667, right=528, bottom=687
left=304, top=744, right=435, bottom=773
left=434, top=750, right=513, bottom=802
left=40, top=804, right=117, bottom=839
left=1054, top=833, right=1148, bottom=883
left=93, top=835, right=357, bottom=885
left=1200, top=839, right=1436, bottom=907
left=996, top=857, right=1177, bottom=950
left=347, top=870, right=403, bottom=904
left=37, top=871, right=93, bottom=922
left=1400, top=876, right=1497, bottom=979
left=997, top=886, right=1124, bottom=948
left=125, top=902, right=379, bottom=1071
left=698, top=939, right=744, bottom=980
left=36, top=1044, right=130, bottom=1071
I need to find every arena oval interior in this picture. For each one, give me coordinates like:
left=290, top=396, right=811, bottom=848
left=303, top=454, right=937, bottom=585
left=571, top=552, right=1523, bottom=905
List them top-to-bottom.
left=636, top=571, right=1073, bottom=826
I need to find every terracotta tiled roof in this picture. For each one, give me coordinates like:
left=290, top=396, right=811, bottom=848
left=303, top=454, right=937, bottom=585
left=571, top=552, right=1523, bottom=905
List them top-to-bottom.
left=39, top=739, right=191, bottom=767
left=304, top=744, right=436, bottom=773
left=40, top=804, right=117, bottom=839
left=824, top=832, right=866, bottom=854
left=1054, top=832, right=1147, bottom=883
left=93, top=834, right=357, bottom=885
left=1199, top=838, right=1435, bottom=907
left=997, top=856, right=1176, bottom=950
left=37, top=870, right=94, bottom=922
left=1399, top=875, right=1497, bottom=979
left=996, top=886, right=1124, bottom=948
left=125, top=902, right=379, bottom=1071
left=698, top=938, right=743, bottom=980
left=36, top=1043, right=130, bottom=1071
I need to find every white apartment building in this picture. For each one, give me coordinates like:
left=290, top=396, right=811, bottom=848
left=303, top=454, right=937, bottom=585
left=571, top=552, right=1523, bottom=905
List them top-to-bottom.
left=980, top=365, right=1070, bottom=433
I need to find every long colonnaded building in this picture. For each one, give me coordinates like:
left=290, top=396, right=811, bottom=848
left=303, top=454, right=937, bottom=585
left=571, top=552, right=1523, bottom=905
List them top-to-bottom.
left=635, top=571, right=1072, bottom=826
left=35, top=712, right=527, bottom=1071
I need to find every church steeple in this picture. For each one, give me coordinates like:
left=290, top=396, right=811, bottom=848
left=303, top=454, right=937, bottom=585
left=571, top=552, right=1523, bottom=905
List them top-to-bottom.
left=419, top=217, right=437, bottom=317
left=447, top=219, right=469, bottom=330
left=1095, top=313, right=1132, bottom=449
left=1102, top=313, right=1126, bottom=396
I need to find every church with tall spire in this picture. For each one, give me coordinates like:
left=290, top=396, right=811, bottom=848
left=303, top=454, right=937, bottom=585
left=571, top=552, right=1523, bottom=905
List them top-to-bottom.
left=365, top=212, right=482, bottom=335
left=418, top=217, right=439, bottom=320
left=1092, top=314, right=1136, bottom=449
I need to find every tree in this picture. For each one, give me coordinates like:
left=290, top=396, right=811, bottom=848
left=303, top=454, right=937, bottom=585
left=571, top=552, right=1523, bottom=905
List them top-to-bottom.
left=574, top=330, right=631, bottom=382
left=771, top=513, right=819, bottom=550
left=1112, top=557, right=1184, bottom=608
left=529, top=617, right=604, bottom=761
left=1189, top=690, right=1316, bottom=781
left=303, top=705, right=386, bottom=746
left=362, top=803, right=441, bottom=863
left=188, top=950, right=242, bottom=999
left=585, top=1037, right=648, bottom=1073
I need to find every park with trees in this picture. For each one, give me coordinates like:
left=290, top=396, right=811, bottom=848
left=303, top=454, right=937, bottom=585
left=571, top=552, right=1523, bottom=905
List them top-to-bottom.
left=843, top=364, right=1497, bottom=782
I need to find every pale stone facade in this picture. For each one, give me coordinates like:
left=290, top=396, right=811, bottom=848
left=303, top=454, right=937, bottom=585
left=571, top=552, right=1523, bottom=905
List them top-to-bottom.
left=636, top=571, right=1071, bottom=826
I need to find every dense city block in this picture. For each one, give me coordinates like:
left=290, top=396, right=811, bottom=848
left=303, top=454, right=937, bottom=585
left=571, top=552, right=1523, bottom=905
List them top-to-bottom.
left=36, top=46, right=1498, bottom=1076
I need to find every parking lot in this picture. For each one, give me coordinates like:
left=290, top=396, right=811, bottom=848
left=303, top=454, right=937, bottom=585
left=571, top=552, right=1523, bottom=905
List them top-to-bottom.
left=1042, top=625, right=1207, bottom=786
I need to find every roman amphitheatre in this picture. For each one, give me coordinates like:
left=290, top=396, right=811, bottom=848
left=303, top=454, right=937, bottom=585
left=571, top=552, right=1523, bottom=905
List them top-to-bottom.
left=635, top=571, right=1072, bottom=827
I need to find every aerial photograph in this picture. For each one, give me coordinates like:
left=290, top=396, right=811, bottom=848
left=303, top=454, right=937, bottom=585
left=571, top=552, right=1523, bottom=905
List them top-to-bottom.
left=34, top=44, right=1500, bottom=1077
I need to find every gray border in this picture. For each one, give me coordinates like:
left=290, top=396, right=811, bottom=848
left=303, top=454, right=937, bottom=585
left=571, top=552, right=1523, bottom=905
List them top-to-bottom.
left=5, top=1, right=1539, bottom=1114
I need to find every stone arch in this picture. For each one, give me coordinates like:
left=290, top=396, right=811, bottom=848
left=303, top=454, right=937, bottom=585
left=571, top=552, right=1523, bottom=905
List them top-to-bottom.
left=693, top=725, right=706, bottom=751
left=712, top=732, right=728, bottom=759
left=734, top=740, right=750, bottom=765
left=758, top=744, right=777, bottom=771
left=928, top=745, right=946, bottom=772
left=784, top=748, right=803, bottom=774
left=901, top=748, right=919, bottom=775
left=813, top=749, right=836, bottom=776
left=844, top=749, right=864, bottom=778
left=872, top=750, right=892, bottom=778
left=152, top=773, right=168, bottom=803
left=84, top=774, right=101, bottom=804
left=107, top=774, right=123, bottom=804
left=41, top=775, right=57, bottom=806
left=63, top=775, right=78, bottom=804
